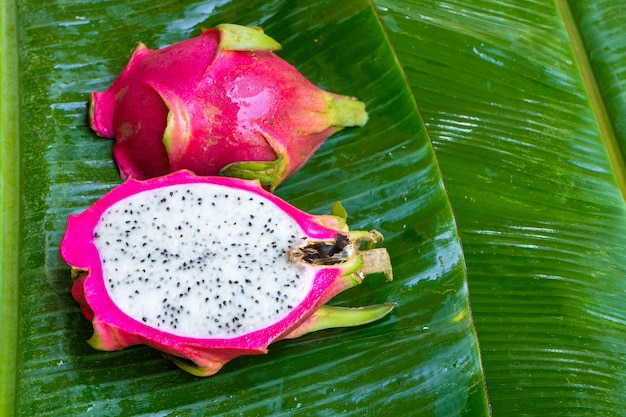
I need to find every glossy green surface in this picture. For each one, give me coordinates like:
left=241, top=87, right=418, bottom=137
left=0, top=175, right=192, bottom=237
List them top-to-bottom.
left=0, top=0, right=20, bottom=413
left=8, top=0, right=488, bottom=415
left=11, top=0, right=625, bottom=414
left=374, top=0, right=626, bottom=414
left=569, top=0, right=626, bottom=165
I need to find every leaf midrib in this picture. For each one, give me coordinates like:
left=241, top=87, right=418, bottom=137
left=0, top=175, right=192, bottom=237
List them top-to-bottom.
left=0, top=0, right=21, bottom=415
left=557, top=0, right=626, bottom=199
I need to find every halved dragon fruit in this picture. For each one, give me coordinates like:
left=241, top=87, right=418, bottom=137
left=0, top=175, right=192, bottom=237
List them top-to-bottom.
left=90, top=24, right=368, bottom=190
left=61, top=171, right=393, bottom=376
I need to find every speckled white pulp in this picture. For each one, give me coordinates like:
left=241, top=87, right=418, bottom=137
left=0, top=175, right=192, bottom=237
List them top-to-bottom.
left=93, top=183, right=317, bottom=339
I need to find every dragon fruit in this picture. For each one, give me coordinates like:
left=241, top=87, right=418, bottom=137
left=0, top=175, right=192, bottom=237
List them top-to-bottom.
left=90, top=24, right=368, bottom=190
left=60, top=170, right=393, bottom=376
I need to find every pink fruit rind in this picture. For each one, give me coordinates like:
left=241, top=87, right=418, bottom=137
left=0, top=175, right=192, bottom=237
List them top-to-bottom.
left=89, top=24, right=368, bottom=190
left=89, top=43, right=153, bottom=138
left=61, top=170, right=391, bottom=376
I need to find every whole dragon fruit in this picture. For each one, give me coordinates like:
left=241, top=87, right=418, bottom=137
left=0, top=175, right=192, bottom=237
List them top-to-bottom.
left=90, top=24, right=368, bottom=190
left=61, top=171, right=393, bottom=376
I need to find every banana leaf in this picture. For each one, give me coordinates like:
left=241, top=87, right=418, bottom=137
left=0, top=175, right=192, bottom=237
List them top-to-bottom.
left=0, top=0, right=20, bottom=414
left=2, top=0, right=489, bottom=415
left=3, top=0, right=624, bottom=414
left=373, top=0, right=626, bottom=414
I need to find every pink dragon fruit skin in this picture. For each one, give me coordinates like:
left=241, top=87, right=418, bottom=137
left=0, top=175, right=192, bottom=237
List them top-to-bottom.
left=90, top=24, right=368, bottom=190
left=61, top=171, right=393, bottom=376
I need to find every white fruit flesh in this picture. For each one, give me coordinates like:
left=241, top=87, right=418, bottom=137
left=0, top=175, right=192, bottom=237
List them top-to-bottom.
left=93, top=183, right=317, bottom=339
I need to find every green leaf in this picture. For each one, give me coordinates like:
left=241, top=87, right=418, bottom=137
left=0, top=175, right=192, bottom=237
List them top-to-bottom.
left=0, top=0, right=20, bottom=415
left=8, top=0, right=488, bottom=416
left=374, top=0, right=626, bottom=414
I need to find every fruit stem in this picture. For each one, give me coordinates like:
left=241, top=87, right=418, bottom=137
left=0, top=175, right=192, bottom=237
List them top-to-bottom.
left=360, top=248, right=393, bottom=281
